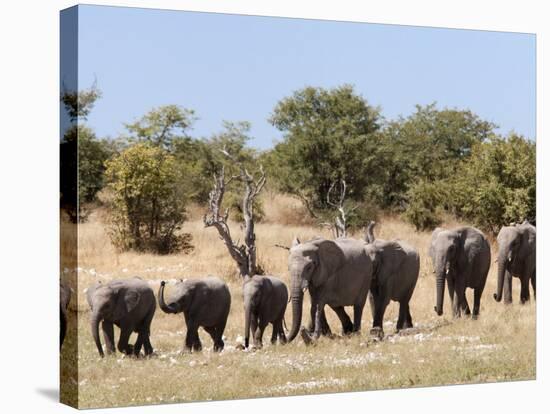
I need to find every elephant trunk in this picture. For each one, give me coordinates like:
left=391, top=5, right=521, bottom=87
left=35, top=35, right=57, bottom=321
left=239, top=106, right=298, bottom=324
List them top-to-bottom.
left=494, top=249, right=507, bottom=302
left=434, top=263, right=446, bottom=316
left=158, top=281, right=178, bottom=314
left=287, top=284, right=304, bottom=342
left=91, top=313, right=104, bottom=357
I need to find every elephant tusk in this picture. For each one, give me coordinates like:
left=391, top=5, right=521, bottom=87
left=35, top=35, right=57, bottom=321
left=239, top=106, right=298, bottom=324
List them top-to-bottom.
left=445, top=268, right=450, bottom=275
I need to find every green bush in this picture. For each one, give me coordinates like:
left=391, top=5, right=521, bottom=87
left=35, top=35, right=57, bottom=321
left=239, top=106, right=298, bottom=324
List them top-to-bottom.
left=104, top=143, right=193, bottom=254
left=403, top=180, right=444, bottom=231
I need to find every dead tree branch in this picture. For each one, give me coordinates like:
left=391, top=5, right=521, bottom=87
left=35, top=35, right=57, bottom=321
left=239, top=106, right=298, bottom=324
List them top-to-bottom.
left=203, top=150, right=266, bottom=277
left=325, top=179, right=358, bottom=238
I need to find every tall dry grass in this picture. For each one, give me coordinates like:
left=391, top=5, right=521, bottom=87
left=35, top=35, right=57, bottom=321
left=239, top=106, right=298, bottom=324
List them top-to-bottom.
left=61, top=193, right=535, bottom=409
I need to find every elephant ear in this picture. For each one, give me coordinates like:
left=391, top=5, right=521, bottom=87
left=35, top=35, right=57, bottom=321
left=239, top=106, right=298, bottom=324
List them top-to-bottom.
left=429, top=228, right=445, bottom=256
left=314, top=240, right=344, bottom=288
left=114, top=289, right=141, bottom=320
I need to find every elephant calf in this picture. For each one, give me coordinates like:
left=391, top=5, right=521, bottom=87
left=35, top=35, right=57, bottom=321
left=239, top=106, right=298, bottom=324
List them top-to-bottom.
left=365, top=239, right=420, bottom=336
left=243, top=275, right=288, bottom=349
left=159, top=276, right=231, bottom=352
left=87, top=277, right=156, bottom=357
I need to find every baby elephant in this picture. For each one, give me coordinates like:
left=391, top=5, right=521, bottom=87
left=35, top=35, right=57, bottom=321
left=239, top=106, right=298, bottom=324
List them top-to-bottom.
left=243, top=275, right=288, bottom=349
left=159, top=276, right=231, bottom=352
left=87, top=278, right=156, bottom=357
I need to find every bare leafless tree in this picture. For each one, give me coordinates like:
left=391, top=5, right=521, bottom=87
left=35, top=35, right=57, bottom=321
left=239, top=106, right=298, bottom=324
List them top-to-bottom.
left=203, top=149, right=266, bottom=277
left=322, top=179, right=358, bottom=238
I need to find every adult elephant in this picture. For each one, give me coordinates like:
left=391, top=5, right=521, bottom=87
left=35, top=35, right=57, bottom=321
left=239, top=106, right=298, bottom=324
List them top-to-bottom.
left=493, top=221, right=536, bottom=304
left=364, top=225, right=420, bottom=335
left=430, top=227, right=491, bottom=319
left=287, top=237, right=373, bottom=343
left=159, top=276, right=231, bottom=352
left=87, top=277, right=156, bottom=357
left=60, top=280, right=71, bottom=348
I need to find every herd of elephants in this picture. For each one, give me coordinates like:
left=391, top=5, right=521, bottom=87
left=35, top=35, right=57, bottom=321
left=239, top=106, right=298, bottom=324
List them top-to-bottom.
left=59, top=221, right=536, bottom=357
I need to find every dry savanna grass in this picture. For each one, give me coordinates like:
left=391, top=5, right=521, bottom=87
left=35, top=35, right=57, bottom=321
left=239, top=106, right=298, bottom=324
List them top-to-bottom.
left=60, top=194, right=536, bottom=409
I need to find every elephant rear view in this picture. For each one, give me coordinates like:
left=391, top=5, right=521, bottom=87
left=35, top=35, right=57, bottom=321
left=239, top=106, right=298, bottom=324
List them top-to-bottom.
left=494, top=221, right=536, bottom=304
left=430, top=227, right=491, bottom=318
left=365, top=239, right=419, bottom=335
left=243, top=275, right=288, bottom=349
left=159, top=276, right=231, bottom=352
left=86, top=277, right=156, bottom=357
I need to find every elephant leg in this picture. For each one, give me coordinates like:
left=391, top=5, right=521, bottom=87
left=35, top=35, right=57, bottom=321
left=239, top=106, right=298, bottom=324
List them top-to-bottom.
left=503, top=271, right=513, bottom=304
left=531, top=273, right=536, bottom=299
left=446, top=277, right=455, bottom=308
left=520, top=277, right=530, bottom=304
left=451, top=278, right=465, bottom=318
left=473, top=288, right=482, bottom=319
left=368, top=291, right=375, bottom=321
left=371, top=293, right=390, bottom=331
left=461, top=296, right=471, bottom=316
left=397, top=302, right=411, bottom=331
left=313, top=303, right=326, bottom=340
left=352, top=303, right=365, bottom=333
left=331, top=306, right=353, bottom=335
left=406, top=307, right=413, bottom=329
left=60, top=310, right=67, bottom=349
left=250, top=314, right=258, bottom=346
left=214, top=318, right=227, bottom=351
left=277, top=318, right=287, bottom=344
left=102, top=321, right=115, bottom=354
left=254, top=321, right=268, bottom=348
left=185, top=323, right=201, bottom=352
left=270, top=323, right=278, bottom=345
left=117, top=326, right=132, bottom=355
left=204, top=326, right=222, bottom=351
left=184, top=329, right=194, bottom=351
left=133, top=332, right=144, bottom=357
left=143, top=336, right=154, bottom=356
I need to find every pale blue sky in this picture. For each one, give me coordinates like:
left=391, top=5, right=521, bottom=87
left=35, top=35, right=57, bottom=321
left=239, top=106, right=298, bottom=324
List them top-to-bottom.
left=72, top=5, right=536, bottom=149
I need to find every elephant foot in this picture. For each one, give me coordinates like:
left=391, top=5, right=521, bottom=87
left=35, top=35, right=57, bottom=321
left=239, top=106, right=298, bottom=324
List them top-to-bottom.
left=472, top=314, right=479, bottom=321
left=369, top=327, right=384, bottom=340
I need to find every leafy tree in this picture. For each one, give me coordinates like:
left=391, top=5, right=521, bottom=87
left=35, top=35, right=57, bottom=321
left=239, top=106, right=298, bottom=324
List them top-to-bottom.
left=60, top=83, right=109, bottom=221
left=268, top=85, right=381, bottom=218
left=125, top=105, right=196, bottom=150
left=77, top=126, right=113, bottom=203
left=449, top=134, right=535, bottom=234
left=104, top=143, right=192, bottom=254
left=402, top=179, right=445, bottom=230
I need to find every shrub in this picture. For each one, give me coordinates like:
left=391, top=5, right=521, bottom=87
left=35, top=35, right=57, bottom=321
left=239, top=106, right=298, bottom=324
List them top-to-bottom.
left=104, top=143, right=193, bottom=254
left=403, top=180, right=444, bottom=231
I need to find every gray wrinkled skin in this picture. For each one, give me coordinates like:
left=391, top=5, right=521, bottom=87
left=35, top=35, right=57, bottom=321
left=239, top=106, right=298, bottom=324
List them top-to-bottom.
left=494, top=221, right=536, bottom=304
left=429, top=227, right=491, bottom=319
left=287, top=237, right=373, bottom=343
left=365, top=239, right=420, bottom=335
left=242, top=275, right=288, bottom=349
left=159, top=276, right=231, bottom=352
left=87, top=277, right=156, bottom=357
